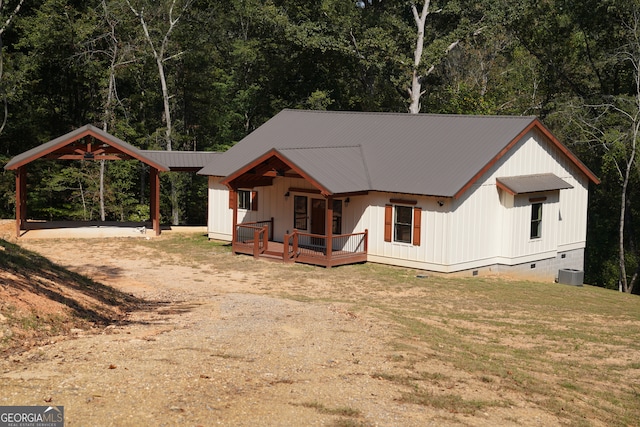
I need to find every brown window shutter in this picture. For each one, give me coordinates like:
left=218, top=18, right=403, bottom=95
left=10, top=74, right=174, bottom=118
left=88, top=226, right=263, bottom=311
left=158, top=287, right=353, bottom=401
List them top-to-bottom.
left=229, top=190, right=236, bottom=209
left=251, top=191, right=258, bottom=211
left=384, top=204, right=392, bottom=242
left=413, top=207, right=422, bottom=246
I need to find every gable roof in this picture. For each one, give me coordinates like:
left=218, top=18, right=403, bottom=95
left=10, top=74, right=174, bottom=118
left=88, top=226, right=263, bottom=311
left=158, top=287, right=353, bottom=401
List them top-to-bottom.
left=199, top=110, right=599, bottom=198
left=4, top=124, right=170, bottom=171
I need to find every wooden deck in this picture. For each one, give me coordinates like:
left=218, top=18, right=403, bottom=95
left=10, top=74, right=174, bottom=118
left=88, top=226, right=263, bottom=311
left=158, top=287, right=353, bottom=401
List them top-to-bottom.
left=233, top=224, right=368, bottom=268
left=233, top=239, right=367, bottom=268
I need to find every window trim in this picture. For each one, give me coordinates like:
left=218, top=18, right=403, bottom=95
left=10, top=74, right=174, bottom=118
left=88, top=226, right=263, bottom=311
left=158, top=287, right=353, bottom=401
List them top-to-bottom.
left=530, top=202, right=543, bottom=239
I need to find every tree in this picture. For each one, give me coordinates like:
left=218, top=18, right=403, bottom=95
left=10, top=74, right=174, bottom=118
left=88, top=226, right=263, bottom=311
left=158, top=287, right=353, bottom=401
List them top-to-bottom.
left=126, top=0, right=193, bottom=225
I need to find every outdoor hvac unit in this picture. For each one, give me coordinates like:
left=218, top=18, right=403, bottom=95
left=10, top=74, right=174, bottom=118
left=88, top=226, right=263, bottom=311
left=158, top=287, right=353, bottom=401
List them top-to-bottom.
left=558, top=269, right=584, bottom=286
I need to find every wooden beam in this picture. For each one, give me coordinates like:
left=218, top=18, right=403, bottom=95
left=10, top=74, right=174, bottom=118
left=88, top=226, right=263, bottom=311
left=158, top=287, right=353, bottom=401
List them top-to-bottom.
left=57, top=154, right=123, bottom=161
left=15, top=166, right=26, bottom=238
left=150, top=168, right=161, bottom=236
left=288, top=187, right=322, bottom=195
left=231, top=188, right=238, bottom=254
left=326, top=195, right=333, bottom=265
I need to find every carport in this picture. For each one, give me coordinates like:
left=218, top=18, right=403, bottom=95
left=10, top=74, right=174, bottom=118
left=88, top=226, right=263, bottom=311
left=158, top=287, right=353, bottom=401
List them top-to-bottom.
left=3, top=125, right=218, bottom=238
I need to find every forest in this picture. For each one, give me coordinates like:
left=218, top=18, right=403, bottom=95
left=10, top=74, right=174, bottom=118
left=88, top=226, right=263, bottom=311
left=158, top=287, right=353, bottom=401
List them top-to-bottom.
left=0, top=0, right=638, bottom=291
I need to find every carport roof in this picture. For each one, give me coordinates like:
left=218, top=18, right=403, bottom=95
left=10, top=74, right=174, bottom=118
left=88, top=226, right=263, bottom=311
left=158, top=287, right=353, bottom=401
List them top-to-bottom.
left=4, top=124, right=170, bottom=171
left=4, top=125, right=223, bottom=172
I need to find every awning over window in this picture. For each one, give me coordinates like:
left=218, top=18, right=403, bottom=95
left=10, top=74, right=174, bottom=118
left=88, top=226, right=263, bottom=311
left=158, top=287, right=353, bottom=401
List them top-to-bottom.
left=496, top=173, right=573, bottom=195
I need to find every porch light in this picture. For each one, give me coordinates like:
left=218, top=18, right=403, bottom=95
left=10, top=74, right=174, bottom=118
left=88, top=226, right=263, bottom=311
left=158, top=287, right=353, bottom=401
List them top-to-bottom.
left=284, top=191, right=290, bottom=198
left=345, top=197, right=350, bottom=206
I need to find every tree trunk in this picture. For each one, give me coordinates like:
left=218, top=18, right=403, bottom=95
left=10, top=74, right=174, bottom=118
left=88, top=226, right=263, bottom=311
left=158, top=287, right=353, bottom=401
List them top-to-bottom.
left=128, top=0, right=191, bottom=225
left=408, top=1, right=430, bottom=114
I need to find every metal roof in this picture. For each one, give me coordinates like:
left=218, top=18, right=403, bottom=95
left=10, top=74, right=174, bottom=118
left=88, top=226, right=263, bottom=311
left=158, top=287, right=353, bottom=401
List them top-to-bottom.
left=199, top=110, right=599, bottom=198
left=4, top=124, right=169, bottom=171
left=3, top=125, right=224, bottom=174
left=277, top=146, right=371, bottom=194
left=142, top=150, right=222, bottom=171
left=496, top=173, right=574, bottom=195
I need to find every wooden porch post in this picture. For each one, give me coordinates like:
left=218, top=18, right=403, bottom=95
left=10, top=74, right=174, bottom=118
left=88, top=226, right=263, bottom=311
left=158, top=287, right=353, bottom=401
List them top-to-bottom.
left=15, top=166, right=26, bottom=238
left=150, top=167, right=161, bottom=236
left=230, top=187, right=238, bottom=254
left=326, top=195, right=333, bottom=265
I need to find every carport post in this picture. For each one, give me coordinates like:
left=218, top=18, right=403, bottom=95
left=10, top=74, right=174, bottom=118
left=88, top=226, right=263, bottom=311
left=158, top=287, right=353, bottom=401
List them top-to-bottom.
left=15, top=166, right=26, bottom=238
left=150, top=167, right=161, bottom=236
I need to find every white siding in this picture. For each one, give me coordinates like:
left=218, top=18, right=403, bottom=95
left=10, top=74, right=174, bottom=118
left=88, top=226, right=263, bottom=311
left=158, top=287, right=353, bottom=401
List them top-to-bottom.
left=207, top=176, right=233, bottom=240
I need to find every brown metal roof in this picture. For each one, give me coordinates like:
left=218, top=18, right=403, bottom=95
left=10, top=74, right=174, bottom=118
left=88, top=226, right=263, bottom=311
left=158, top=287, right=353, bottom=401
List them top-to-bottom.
left=199, top=110, right=599, bottom=198
left=4, top=124, right=169, bottom=171
left=141, top=150, right=222, bottom=171
left=496, top=173, right=574, bottom=195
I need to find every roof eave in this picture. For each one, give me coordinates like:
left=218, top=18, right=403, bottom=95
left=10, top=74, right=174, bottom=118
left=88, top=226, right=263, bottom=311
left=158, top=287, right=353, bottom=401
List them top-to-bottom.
left=453, top=119, right=600, bottom=200
left=4, top=124, right=170, bottom=172
left=220, top=148, right=333, bottom=196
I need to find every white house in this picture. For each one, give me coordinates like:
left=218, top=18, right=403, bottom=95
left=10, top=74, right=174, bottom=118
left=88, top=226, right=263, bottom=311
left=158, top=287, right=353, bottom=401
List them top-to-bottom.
left=198, top=109, right=599, bottom=280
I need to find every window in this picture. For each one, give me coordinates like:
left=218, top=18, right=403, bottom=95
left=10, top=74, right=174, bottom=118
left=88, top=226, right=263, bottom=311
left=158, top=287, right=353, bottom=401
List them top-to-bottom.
left=236, top=190, right=257, bottom=211
left=238, top=190, right=251, bottom=210
left=294, top=195, right=307, bottom=230
left=332, top=200, right=342, bottom=234
left=530, top=202, right=542, bottom=239
left=384, top=204, right=422, bottom=246
left=394, top=206, right=412, bottom=243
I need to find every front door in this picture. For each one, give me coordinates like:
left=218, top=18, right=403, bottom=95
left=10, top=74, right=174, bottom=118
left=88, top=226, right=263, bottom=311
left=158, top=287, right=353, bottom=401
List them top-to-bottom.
left=310, top=198, right=326, bottom=235
left=310, top=199, right=326, bottom=249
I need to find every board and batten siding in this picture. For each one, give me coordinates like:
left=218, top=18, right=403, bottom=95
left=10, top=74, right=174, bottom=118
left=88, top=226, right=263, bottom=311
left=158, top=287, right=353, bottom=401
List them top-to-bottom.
left=367, top=128, right=591, bottom=273
left=444, top=128, right=590, bottom=269
left=207, top=176, right=233, bottom=240
left=363, top=193, right=451, bottom=271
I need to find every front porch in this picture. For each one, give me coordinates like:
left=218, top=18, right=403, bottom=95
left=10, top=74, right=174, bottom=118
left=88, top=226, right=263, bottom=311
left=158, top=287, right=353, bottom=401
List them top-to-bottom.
left=233, top=219, right=368, bottom=268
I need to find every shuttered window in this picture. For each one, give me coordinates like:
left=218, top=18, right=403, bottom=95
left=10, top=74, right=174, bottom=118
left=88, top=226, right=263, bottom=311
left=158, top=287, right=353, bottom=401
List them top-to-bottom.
left=236, top=189, right=258, bottom=211
left=238, top=190, right=251, bottom=210
left=384, top=204, right=422, bottom=246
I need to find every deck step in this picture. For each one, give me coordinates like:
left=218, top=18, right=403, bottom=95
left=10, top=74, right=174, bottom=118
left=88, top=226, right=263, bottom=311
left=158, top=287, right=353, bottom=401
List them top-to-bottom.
left=261, top=251, right=284, bottom=260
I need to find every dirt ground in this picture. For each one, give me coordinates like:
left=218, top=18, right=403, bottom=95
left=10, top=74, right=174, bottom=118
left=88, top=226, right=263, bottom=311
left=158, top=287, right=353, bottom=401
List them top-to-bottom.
left=0, top=227, right=568, bottom=426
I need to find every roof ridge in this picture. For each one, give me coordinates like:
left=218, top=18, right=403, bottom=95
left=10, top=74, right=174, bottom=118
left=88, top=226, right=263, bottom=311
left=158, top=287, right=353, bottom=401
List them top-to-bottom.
left=281, top=109, right=538, bottom=120
left=277, top=145, right=361, bottom=151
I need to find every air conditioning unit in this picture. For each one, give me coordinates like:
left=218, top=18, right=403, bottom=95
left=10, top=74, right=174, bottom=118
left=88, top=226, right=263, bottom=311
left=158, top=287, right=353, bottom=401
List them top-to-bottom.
left=558, top=269, right=584, bottom=286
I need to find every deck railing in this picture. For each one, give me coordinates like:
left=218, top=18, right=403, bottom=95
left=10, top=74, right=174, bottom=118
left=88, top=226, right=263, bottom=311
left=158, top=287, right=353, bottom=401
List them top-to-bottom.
left=234, top=220, right=272, bottom=257
left=236, top=221, right=368, bottom=267
left=284, top=229, right=368, bottom=267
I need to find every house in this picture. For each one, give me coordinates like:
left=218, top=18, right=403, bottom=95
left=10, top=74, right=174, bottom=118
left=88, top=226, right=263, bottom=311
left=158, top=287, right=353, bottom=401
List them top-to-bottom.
left=198, top=109, right=600, bottom=280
